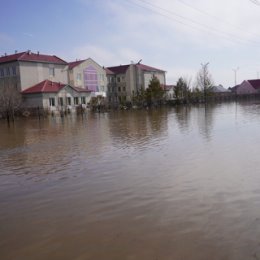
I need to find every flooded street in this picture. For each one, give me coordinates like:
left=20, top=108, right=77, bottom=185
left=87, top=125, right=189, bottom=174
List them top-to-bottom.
left=1, top=102, right=260, bottom=260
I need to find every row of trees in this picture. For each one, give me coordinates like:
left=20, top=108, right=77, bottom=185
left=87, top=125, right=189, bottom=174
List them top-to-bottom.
left=174, top=62, right=214, bottom=103
left=132, top=63, right=214, bottom=107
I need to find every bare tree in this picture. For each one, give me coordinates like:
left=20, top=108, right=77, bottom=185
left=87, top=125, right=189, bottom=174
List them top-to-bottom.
left=196, top=63, right=214, bottom=102
left=0, top=84, right=22, bottom=122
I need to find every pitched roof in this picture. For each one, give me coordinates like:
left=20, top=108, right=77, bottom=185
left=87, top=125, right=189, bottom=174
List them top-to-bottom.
left=0, top=51, right=67, bottom=65
left=68, top=60, right=86, bottom=70
left=107, top=63, right=165, bottom=75
left=137, top=63, right=165, bottom=72
left=107, top=64, right=130, bottom=74
left=105, top=68, right=115, bottom=75
left=248, top=79, right=260, bottom=89
left=22, top=80, right=66, bottom=94
left=22, top=80, right=91, bottom=94
left=212, top=85, right=229, bottom=93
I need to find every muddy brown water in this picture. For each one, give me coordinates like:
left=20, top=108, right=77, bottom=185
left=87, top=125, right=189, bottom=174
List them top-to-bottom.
left=1, top=102, right=260, bottom=260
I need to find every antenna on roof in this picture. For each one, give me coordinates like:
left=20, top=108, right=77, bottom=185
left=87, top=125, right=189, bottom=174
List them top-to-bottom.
left=137, top=59, right=142, bottom=64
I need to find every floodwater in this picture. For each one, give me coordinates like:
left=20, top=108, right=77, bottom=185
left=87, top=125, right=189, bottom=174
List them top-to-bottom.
left=1, top=102, right=260, bottom=260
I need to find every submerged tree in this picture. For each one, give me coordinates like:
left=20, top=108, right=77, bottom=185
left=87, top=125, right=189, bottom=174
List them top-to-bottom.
left=196, top=63, right=214, bottom=102
left=145, top=76, right=164, bottom=106
left=174, top=77, right=192, bottom=102
left=0, top=84, right=22, bottom=122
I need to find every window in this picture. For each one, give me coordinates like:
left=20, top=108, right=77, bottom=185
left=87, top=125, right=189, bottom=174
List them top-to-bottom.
left=12, top=66, right=16, bottom=76
left=49, top=67, right=55, bottom=77
left=0, top=68, right=4, bottom=77
left=117, top=77, right=120, bottom=83
left=118, top=87, right=121, bottom=92
left=123, top=87, right=126, bottom=92
left=81, top=96, right=86, bottom=104
left=49, top=97, right=55, bottom=106
left=59, top=97, right=64, bottom=106
left=67, top=97, right=71, bottom=105
left=74, top=97, right=79, bottom=105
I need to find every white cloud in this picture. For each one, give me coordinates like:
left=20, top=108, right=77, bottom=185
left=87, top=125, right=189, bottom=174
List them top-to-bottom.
left=72, top=0, right=260, bottom=86
left=69, top=45, right=142, bottom=66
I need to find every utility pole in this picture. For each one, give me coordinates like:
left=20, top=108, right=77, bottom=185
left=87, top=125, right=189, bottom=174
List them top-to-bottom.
left=232, top=67, right=239, bottom=86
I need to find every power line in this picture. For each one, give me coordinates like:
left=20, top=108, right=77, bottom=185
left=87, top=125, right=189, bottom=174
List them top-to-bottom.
left=128, top=0, right=260, bottom=46
left=177, top=0, right=260, bottom=39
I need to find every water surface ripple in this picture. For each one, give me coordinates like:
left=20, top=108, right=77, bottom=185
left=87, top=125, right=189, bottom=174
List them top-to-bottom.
left=1, top=102, right=260, bottom=260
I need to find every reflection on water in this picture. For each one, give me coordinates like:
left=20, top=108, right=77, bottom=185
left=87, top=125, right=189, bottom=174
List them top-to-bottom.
left=1, top=102, right=260, bottom=260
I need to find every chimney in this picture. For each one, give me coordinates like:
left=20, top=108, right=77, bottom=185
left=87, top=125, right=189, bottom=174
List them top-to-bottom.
left=15, top=50, right=18, bottom=54
left=27, top=50, right=31, bottom=55
left=37, top=51, right=39, bottom=55
left=5, top=53, right=7, bottom=56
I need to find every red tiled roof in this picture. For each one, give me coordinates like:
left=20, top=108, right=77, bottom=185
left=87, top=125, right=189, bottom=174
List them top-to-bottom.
left=0, top=51, right=67, bottom=64
left=68, top=60, right=86, bottom=70
left=107, top=63, right=165, bottom=74
left=137, top=63, right=165, bottom=72
left=107, top=65, right=130, bottom=74
left=105, top=68, right=115, bottom=75
left=248, top=79, right=260, bottom=89
left=22, top=80, right=66, bottom=94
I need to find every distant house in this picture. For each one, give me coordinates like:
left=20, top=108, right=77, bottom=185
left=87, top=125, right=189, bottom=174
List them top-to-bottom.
left=0, top=50, right=68, bottom=92
left=67, top=58, right=107, bottom=98
left=106, top=62, right=166, bottom=105
left=231, top=79, right=260, bottom=95
left=22, top=80, right=91, bottom=112
left=211, top=84, right=230, bottom=93
left=162, top=85, right=175, bottom=100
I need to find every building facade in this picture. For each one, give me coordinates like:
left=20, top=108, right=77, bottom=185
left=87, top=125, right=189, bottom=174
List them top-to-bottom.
left=0, top=51, right=68, bottom=92
left=67, top=58, right=107, bottom=98
left=106, top=62, right=166, bottom=105
left=233, top=79, right=260, bottom=95
left=22, top=80, right=91, bottom=111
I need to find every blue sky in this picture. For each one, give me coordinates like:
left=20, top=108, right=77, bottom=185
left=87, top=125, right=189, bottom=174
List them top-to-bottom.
left=1, top=0, right=260, bottom=87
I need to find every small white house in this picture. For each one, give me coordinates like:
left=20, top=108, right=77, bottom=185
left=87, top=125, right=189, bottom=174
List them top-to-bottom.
left=22, top=80, right=91, bottom=112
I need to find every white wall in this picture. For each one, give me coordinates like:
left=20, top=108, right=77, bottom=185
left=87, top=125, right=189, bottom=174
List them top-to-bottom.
left=19, top=61, right=68, bottom=91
